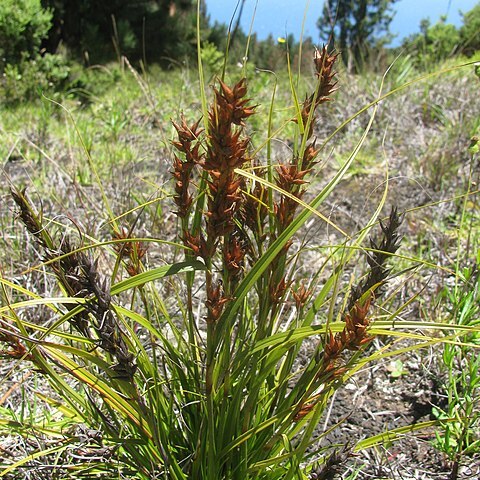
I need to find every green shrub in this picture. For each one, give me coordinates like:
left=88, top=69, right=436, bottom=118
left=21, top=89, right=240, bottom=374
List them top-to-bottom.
left=0, top=0, right=53, bottom=71
left=0, top=0, right=72, bottom=104
left=406, top=17, right=461, bottom=69
left=200, top=41, right=224, bottom=75
left=1, top=53, right=70, bottom=104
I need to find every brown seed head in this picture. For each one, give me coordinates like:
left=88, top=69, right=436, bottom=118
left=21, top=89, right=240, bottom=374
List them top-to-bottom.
left=313, top=45, right=339, bottom=101
left=295, top=46, right=338, bottom=139
left=171, top=115, right=204, bottom=218
left=113, top=227, right=148, bottom=277
left=183, top=230, right=209, bottom=259
left=224, top=236, right=245, bottom=277
left=206, top=282, right=230, bottom=324
left=292, top=283, right=312, bottom=310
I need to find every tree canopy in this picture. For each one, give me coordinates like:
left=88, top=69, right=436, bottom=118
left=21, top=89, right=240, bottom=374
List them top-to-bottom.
left=40, top=0, right=201, bottom=64
left=317, top=0, right=397, bottom=71
left=460, top=2, right=480, bottom=55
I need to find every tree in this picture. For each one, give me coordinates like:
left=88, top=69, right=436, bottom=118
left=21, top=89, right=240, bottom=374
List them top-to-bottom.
left=40, top=0, right=200, bottom=64
left=317, top=0, right=397, bottom=71
left=459, top=3, right=480, bottom=56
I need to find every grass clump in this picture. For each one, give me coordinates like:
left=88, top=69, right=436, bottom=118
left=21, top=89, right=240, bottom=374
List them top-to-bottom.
left=0, top=40, right=479, bottom=480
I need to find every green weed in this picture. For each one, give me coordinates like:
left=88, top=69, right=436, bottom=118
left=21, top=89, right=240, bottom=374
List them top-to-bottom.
left=432, top=145, right=480, bottom=478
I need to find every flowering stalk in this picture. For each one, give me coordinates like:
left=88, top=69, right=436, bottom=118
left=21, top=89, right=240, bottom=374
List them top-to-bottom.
left=275, top=46, right=338, bottom=240
left=266, top=47, right=339, bottom=333
left=242, top=48, right=339, bottom=433
left=201, top=78, right=255, bottom=409
left=172, top=79, right=256, bottom=410
left=171, top=115, right=204, bottom=221
left=172, top=115, right=205, bottom=368
left=11, top=188, right=137, bottom=383
left=348, top=206, right=403, bottom=309
left=294, top=208, right=403, bottom=422
left=292, top=296, right=374, bottom=424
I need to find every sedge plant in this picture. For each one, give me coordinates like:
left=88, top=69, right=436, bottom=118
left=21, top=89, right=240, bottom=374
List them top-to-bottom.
left=1, top=41, right=479, bottom=480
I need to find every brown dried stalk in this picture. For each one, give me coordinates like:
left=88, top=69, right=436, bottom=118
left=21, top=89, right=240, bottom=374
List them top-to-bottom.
left=11, top=188, right=136, bottom=380
left=348, top=206, right=403, bottom=310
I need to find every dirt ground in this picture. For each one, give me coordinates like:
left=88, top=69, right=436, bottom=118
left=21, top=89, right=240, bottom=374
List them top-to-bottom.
left=309, top=347, right=480, bottom=479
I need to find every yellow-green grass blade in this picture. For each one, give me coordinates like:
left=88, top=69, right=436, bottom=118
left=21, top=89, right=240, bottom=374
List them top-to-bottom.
left=235, top=168, right=349, bottom=239
left=111, top=259, right=206, bottom=295
left=41, top=345, right=156, bottom=445
left=354, top=418, right=456, bottom=451
left=0, top=442, right=72, bottom=477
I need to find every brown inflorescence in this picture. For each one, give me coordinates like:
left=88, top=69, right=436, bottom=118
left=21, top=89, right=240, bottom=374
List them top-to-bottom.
left=313, top=45, right=339, bottom=102
left=298, top=46, right=339, bottom=138
left=275, top=47, right=337, bottom=235
left=269, top=48, right=339, bottom=314
left=198, top=78, right=257, bottom=324
left=202, top=78, right=256, bottom=239
left=171, top=79, right=256, bottom=326
left=171, top=115, right=204, bottom=218
left=274, top=144, right=318, bottom=231
left=274, top=159, right=312, bottom=231
left=11, top=187, right=51, bottom=248
left=11, top=189, right=136, bottom=381
left=348, top=206, right=403, bottom=310
left=295, top=208, right=402, bottom=423
left=113, top=226, right=148, bottom=277
left=183, top=230, right=209, bottom=260
left=224, top=235, right=245, bottom=278
left=68, top=255, right=137, bottom=381
left=269, top=277, right=290, bottom=305
left=205, top=282, right=230, bottom=324
left=292, top=283, right=313, bottom=310
left=295, top=296, right=374, bottom=422
left=323, top=296, right=374, bottom=369
left=0, top=318, right=35, bottom=363
left=309, top=445, right=350, bottom=480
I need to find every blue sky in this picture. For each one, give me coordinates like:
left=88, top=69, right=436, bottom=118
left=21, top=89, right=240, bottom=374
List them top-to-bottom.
left=205, top=0, right=479, bottom=46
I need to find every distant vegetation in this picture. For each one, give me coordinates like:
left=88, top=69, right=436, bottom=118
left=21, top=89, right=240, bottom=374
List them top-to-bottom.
left=1, top=0, right=479, bottom=104
left=402, top=3, right=480, bottom=68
